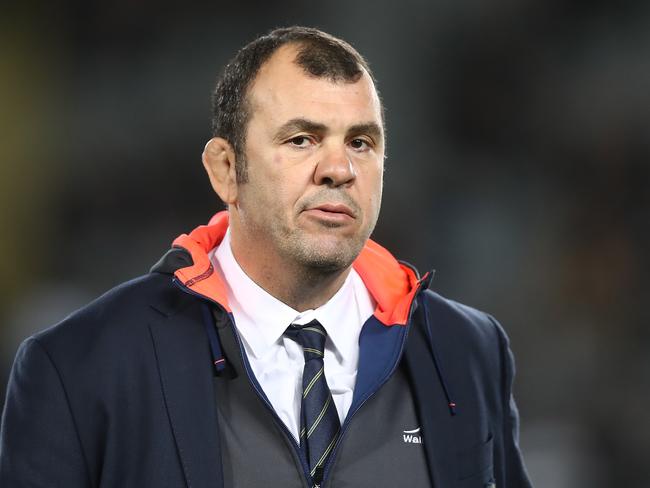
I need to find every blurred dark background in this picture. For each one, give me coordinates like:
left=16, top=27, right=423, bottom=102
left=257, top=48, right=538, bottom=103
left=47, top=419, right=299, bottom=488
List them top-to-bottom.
left=1, top=1, right=649, bottom=486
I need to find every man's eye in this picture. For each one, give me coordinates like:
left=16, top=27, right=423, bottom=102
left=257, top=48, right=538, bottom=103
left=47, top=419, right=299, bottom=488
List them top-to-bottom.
left=288, top=136, right=312, bottom=147
left=349, top=138, right=370, bottom=150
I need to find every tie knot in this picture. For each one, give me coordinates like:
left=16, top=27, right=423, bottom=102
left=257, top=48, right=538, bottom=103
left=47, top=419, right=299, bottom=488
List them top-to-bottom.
left=285, top=320, right=327, bottom=359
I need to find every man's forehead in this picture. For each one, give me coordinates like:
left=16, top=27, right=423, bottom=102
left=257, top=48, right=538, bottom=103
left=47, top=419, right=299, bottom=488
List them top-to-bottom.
left=255, top=43, right=303, bottom=79
left=247, top=45, right=383, bottom=129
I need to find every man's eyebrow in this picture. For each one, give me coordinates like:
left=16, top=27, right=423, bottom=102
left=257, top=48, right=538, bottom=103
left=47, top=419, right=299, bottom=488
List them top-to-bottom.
left=273, top=118, right=328, bottom=141
left=273, top=118, right=384, bottom=142
left=347, top=122, right=383, bottom=141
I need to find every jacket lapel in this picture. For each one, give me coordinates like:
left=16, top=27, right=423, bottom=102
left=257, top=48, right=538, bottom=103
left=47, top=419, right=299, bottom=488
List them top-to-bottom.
left=148, top=300, right=223, bottom=488
left=403, top=310, right=458, bottom=488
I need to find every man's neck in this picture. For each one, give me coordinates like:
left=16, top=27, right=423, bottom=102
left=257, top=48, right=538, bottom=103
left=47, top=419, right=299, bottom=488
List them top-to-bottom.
left=229, top=234, right=351, bottom=312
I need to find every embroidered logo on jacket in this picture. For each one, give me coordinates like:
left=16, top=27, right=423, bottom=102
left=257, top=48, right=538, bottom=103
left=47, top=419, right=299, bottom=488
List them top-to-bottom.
left=402, top=427, right=423, bottom=444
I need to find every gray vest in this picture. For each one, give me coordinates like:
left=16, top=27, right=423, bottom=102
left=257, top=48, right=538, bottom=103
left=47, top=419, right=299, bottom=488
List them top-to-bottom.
left=213, top=312, right=432, bottom=487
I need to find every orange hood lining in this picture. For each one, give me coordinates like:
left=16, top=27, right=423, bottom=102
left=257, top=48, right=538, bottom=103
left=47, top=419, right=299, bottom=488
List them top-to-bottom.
left=172, top=211, right=422, bottom=326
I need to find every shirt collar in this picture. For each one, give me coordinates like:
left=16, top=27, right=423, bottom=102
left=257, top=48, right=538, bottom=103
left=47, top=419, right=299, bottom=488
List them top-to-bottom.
left=211, top=228, right=358, bottom=360
left=292, top=272, right=358, bottom=362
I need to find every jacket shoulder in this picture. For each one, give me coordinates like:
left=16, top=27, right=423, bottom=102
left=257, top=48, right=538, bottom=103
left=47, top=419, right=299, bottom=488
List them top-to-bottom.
left=30, top=272, right=191, bottom=361
left=418, top=289, right=504, bottom=347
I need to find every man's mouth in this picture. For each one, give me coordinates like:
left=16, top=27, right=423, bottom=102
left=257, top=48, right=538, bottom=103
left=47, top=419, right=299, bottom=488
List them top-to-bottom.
left=303, top=202, right=356, bottom=223
left=311, top=203, right=355, bottom=217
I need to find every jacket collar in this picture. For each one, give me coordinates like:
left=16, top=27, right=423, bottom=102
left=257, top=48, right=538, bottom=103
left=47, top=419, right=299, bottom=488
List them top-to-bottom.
left=170, top=211, right=424, bottom=326
left=402, top=296, right=456, bottom=488
left=148, top=297, right=224, bottom=487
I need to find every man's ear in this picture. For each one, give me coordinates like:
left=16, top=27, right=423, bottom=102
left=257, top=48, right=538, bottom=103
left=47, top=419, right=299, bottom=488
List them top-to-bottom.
left=202, top=137, right=238, bottom=204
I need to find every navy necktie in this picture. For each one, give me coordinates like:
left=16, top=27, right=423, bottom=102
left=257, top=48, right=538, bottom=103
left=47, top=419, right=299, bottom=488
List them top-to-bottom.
left=285, top=320, right=341, bottom=485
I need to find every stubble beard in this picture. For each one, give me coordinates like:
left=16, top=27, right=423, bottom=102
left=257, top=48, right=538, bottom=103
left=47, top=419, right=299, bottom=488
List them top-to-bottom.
left=282, top=191, right=377, bottom=274
left=272, top=200, right=381, bottom=281
left=281, top=226, right=366, bottom=275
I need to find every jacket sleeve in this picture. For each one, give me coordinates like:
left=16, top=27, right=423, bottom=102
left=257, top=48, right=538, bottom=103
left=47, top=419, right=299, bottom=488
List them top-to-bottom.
left=490, top=316, right=534, bottom=487
left=0, top=337, right=91, bottom=487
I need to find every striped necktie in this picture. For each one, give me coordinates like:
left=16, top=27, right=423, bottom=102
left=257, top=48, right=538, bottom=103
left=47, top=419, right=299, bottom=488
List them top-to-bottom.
left=285, top=320, right=341, bottom=485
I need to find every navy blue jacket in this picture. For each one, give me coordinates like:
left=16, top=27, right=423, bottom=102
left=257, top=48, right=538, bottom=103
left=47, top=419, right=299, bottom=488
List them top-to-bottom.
left=0, top=213, right=532, bottom=487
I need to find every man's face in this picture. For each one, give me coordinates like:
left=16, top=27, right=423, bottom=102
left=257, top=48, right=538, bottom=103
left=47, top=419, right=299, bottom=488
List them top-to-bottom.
left=233, top=44, right=385, bottom=273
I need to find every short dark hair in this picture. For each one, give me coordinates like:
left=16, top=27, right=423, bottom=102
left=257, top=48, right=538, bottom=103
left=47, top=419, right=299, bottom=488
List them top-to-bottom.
left=211, top=26, right=377, bottom=183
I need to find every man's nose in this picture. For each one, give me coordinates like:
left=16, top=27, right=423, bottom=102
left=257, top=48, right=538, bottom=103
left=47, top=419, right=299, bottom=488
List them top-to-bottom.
left=313, top=143, right=356, bottom=187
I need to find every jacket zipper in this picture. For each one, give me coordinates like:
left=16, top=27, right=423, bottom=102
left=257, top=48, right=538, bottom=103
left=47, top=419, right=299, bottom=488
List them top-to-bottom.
left=174, top=275, right=429, bottom=488
left=172, top=278, right=314, bottom=487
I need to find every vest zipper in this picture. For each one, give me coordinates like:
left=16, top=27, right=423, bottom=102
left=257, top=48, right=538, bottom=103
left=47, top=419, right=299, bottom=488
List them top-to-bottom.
left=318, top=276, right=430, bottom=487
left=318, top=318, right=411, bottom=485
left=228, top=320, right=315, bottom=487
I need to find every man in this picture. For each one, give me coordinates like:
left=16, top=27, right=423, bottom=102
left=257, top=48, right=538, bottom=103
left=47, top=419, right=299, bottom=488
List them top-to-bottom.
left=0, top=27, right=532, bottom=487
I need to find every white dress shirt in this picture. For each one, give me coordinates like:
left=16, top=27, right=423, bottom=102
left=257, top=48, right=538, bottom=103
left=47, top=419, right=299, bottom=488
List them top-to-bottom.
left=210, top=229, right=375, bottom=441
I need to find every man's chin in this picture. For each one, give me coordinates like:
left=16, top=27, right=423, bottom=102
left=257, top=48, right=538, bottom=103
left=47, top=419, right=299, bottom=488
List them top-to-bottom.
left=292, top=237, right=365, bottom=272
